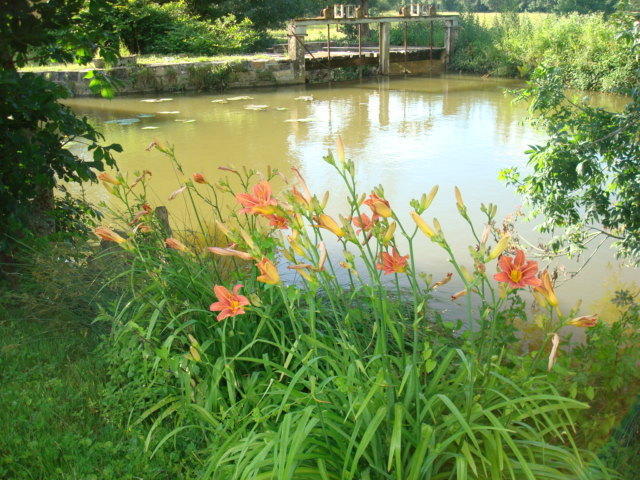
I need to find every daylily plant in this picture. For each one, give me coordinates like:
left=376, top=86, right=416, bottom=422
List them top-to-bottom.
left=94, top=137, right=599, bottom=372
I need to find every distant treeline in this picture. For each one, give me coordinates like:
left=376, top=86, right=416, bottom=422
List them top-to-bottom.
left=110, top=1, right=635, bottom=89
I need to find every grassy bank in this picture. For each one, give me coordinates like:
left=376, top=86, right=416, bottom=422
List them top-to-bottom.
left=450, top=12, right=637, bottom=91
left=0, top=246, right=190, bottom=479
left=0, top=314, right=157, bottom=479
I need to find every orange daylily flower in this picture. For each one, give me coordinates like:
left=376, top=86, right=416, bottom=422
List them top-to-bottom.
left=335, top=136, right=346, bottom=164
left=291, top=167, right=313, bottom=207
left=130, top=170, right=152, bottom=188
left=98, top=172, right=121, bottom=185
left=192, top=173, right=207, bottom=184
left=236, top=180, right=278, bottom=215
left=168, top=185, right=187, bottom=200
left=421, top=185, right=439, bottom=210
left=454, top=186, right=466, bottom=211
left=363, top=193, right=392, bottom=218
left=130, top=202, right=153, bottom=225
left=410, top=211, right=437, bottom=239
left=352, top=213, right=375, bottom=233
left=265, top=214, right=289, bottom=229
left=314, top=214, right=345, bottom=237
left=381, top=222, right=396, bottom=244
left=135, top=224, right=152, bottom=234
left=94, top=227, right=126, bottom=244
left=288, top=230, right=305, bottom=256
left=489, top=234, right=511, bottom=260
left=165, top=237, right=188, bottom=252
left=317, top=241, right=327, bottom=271
left=207, top=247, right=253, bottom=261
left=376, top=248, right=409, bottom=274
left=493, top=249, right=542, bottom=289
left=256, top=257, right=280, bottom=285
left=288, top=264, right=314, bottom=282
left=533, top=270, right=559, bottom=307
left=431, top=272, right=453, bottom=289
left=209, top=284, right=250, bottom=321
left=451, top=289, right=468, bottom=300
left=567, top=315, right=598, bottom=327
left=548, top=333, right=561, bottom=371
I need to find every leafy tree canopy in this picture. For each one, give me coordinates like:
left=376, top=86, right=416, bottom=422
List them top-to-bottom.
left=0, top=0, right=122, bottom=251
left=502, top=15, right=640, bottom=262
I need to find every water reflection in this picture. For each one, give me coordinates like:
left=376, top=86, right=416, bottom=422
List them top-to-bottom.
left=65, top=74, right=637, bottom=315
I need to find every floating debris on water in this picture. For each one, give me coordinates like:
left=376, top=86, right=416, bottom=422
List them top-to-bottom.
left=226, top=96, right=254, bottom=101
left=294, top=96, right=314, bottom=102
left=140, top=98, right=173, bottom=103
left=211, top=99, right=228, bottom=104
left=244, top=105, right=268, bottom=111
left=275, top=107, right=288, bottom=111
left=158, top=111, right=180, bottom=114
left=137, top=114, right=155, bottom=118
left=104, top=118, right=140, bottom=125
left=284, top=118, right=313, bottom=123
left=175, top=119, right=196, bottom=123
left=141, top=126, right=159, bottom=130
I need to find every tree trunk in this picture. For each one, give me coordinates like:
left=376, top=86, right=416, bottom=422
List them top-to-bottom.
left=360, top=0, right=370, bottom=37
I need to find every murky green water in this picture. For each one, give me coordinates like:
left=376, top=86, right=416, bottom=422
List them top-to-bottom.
left=65, top=74, right=637, bottom=314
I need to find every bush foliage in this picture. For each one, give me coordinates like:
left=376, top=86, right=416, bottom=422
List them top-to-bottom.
left=0, top=0, right=121, bottom=254
left=116, top=1, right=261, bottom=55
left=450, top=13, right=638, bottom=91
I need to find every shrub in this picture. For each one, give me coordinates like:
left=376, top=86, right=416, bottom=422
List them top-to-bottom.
left=0, top=1, right=121, bottom=255
left=116, top=1, right=259, bottom=56
left=450, top=13, right=638, bottom=91
left=551, top=292, right=640, bottom=449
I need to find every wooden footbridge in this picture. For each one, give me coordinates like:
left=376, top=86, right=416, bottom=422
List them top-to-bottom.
left=287, top=4, right=459, bottom=77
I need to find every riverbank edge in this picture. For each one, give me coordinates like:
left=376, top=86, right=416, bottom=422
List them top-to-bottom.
left=26, top=57, right=445, bottom=97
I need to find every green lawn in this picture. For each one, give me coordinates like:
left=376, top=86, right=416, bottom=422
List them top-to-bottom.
left=19, top=53, right=282, bottom=73
left=0, top=305, right=183, bottom=479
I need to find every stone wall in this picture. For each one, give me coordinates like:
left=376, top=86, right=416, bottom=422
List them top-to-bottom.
left=30, top=56, right=445, bottom=97
left=34, top=59, right=303, bottom=97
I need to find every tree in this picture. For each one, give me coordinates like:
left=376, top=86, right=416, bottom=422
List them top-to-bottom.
left=0, top=0, right=122, bottom=252
left=187, top=0, right=324, bottom=30
left=502, top=16, right=640, bottom=262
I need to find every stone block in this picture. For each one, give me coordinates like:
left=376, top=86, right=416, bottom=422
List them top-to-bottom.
left=251, top=60, right=268, bottom=70
left=273, top=69, right=296, bottom=84
left=235, top=71, right=257, bottom=83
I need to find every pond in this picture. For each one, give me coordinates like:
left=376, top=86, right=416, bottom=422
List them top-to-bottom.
left=65, top=74, right=638, bottom=317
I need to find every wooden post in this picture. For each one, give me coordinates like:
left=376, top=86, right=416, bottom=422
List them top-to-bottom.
left=429, top=19, right=434, bottom=63
left=444, top=20, right=458, bottom=69
left=404, top=21, right=408, bottom=65
left=378, top=22, right=390, bottom=75
left=358, top=23, right=363, bottom=78
left=327, top=24, right=331, bottom=71
left=155, top=206, right=172, bottom=237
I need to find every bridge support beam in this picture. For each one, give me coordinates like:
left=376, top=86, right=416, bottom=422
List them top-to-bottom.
left=444, top=20, right=459, bottom=69
left=378, top=22, right=390, bottom=75
left=287, top=23, right=307, bottom=76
